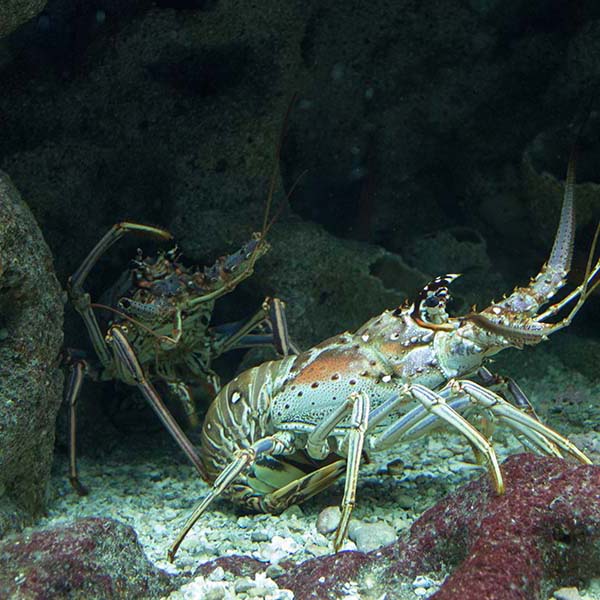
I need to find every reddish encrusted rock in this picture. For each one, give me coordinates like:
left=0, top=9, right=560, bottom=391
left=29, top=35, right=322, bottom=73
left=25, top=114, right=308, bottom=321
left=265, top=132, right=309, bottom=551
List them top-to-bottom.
left=272, top=454, right=600, bottom=600
left=0, top=517, right=173, bottom=599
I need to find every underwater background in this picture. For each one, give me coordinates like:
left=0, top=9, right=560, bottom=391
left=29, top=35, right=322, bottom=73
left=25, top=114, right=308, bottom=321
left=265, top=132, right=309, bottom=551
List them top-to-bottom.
left=1, top=1, right=600, bottom=598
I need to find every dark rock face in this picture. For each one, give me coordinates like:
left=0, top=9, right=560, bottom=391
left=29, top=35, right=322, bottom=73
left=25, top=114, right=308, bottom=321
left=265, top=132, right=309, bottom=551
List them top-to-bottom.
left=0, top=0, right=46, bottom=39
left=1, top=0, right=599, bottom=451
left=0, top=171, right=64, bottom=536
left=200, top=455, right=600, bottom=600
left=0, top=517, right=173, bottom=599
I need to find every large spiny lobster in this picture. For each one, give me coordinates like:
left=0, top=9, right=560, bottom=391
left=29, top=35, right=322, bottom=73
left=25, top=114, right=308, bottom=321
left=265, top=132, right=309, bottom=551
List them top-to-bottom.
left=168, top=157, right=599, bottom=560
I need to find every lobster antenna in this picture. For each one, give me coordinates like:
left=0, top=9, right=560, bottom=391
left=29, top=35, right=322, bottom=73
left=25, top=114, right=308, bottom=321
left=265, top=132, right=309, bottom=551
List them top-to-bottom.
left=261, top=93, right=299, bottom=236
left=262, top=169, right=308, bottom=238
left=90, top=303, right=169, bottom=342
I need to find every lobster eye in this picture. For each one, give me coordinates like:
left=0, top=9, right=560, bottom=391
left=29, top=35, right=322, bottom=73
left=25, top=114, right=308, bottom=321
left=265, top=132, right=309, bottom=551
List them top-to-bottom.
left=424, top=295, right=439, bottom=308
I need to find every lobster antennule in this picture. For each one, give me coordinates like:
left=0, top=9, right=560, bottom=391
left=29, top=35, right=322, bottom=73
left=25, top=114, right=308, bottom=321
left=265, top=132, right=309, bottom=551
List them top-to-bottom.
left=525, top=151, right=577, bottom=306
left=488, top=152, right=577, bottom=320
left=547, top=153, right=576, bottom=275
left=466, top=220, right=600, bottom=347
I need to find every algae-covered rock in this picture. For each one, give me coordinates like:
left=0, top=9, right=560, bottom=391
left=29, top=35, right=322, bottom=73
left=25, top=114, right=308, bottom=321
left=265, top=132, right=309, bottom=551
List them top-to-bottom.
left=0, top=0, right=46, bottom=39
left=0, top=170, right=63, bottom=536
left=0, top=517, right=173, bottom=599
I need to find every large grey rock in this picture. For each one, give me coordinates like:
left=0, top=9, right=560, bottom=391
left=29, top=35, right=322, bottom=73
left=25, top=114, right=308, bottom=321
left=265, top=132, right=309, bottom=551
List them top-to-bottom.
left=0, top=0, right=46, bottom=38
left=0, top=170, right=63, bottom=536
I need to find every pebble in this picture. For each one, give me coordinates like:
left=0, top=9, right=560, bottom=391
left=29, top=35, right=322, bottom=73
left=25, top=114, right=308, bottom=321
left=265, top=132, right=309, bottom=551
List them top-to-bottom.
left=437, top=448, right=454, bottom=459
left=386, top=458, right=405, bottom=475
left=395, top=494, right=415, bottom=510
left=281, top=505, right=304, bottom=518
left=316, top=506, right=341, bottom=534
left=348, top=521, right=397, bottom=552
left=251, top=530, right=271, bottom=542
left=256, top=535, right=299, bottom=562
left=266, top=563, right=286, bottom=579
left=207, top=566, right=225, bottom=582
left=412, top=575, right=436, bottom=589
left=234, top=578, right=254, bottom=594
left=204, top=587, right=226, bottom=600
left=553, top=587, right=583, bottom=600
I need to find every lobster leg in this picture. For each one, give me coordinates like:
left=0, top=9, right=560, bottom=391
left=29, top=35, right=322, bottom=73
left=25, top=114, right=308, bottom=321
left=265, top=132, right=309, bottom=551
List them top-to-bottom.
left=68, top=222, right=173, bottom=367
left=210, top=297, right=299, bottom=358
left=107, top=325, right=205, bottom=476
left=65, top=358, right=89, bottom=496
left=477, top=366, right=540, bottom=420
left=449, top=380, right=591, bottom=464
left=166, top=382, right=200, bottom=429
left=368, top=382, right=570, bottom=462
left=371, top=384, right=504, bottom=493
left=334, top=391, right=370, bottom=551
left=306, top=392, right=366, bottom=458
left=168, top=431, right=296, bottom=561
left=258, top=460, right=347, bottom=513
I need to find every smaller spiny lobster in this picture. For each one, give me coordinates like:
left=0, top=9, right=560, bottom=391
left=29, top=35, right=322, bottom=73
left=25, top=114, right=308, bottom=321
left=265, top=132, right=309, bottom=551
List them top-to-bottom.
left=168, top=156, right=599, bottom=560
left=65, top=220, right=296, bottom=494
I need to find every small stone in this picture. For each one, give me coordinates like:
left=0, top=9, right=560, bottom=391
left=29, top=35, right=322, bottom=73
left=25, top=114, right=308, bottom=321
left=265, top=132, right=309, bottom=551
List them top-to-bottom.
left=437, top=448, right=454, bottom=459
left=386, top=458, right=405, bottom=475
left=395, top=494, right=415, bottom=510
left=281, top=505, right=304, bottom=518
left=316, top=506, right=341, bottom=534
left=237, top=516, right=253, bottom=529
left=346, top=519, right=362, bottom=539
left=348, top=522, right=397, bottom=552
left=251, top=530, right=270, bottom=542
left=256, top=535, right=299, bottom=562
left=306, top=543, right=329, bottom=556
left=266, top=563, right=286, bottom=578
left=207, top=566, right=225, bottom=581
left=412, top=575, right=435, bottom=589
left=247, top=576, right=278, bottom=598
left=234, top=578, right=254, bottom=593
left=414, top=586, right=429, bottom=597
left=204, top=587, right=226, bottom=600
left=553, top=587, right=583, bottom=600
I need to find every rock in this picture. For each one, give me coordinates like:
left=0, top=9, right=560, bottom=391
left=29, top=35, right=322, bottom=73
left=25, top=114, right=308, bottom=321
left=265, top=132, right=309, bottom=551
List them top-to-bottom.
left=0, top=0, right=46, bottom=39
left=1, top=0, right=597, bottom=462
left=522, top=126, right=600, bottom=248
left=0, top=171, right=64, bottom=536
left=236, top=219, right=422, bottom=351
left=272, top=454, right=600, bottom=600
left=316, top=506, right=341, bottom=535
left=0, top=517, right=173, bottom=599
left=348, top=521, right=397, bottom=553
left=194, top=555, right=265, bottom=579
left=552, top=587, right=583, bottom=600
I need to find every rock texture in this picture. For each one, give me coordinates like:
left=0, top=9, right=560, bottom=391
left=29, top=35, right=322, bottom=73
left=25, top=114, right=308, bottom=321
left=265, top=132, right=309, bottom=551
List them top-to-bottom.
left=0, top=0, right=46, bottom=39
left=0, top=0, right=599, bottom=520
left=0, top=171, right=64, bottom=536
left=194, top=454, right=600, bottom=600
left=0, top=517, right=173, bottom=599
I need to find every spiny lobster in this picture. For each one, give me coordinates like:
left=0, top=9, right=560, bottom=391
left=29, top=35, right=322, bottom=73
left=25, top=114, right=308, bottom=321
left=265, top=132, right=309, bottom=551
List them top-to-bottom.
left=168, top=156, right=599, bottom=560
left=65, top=222, right=296, bottom=495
